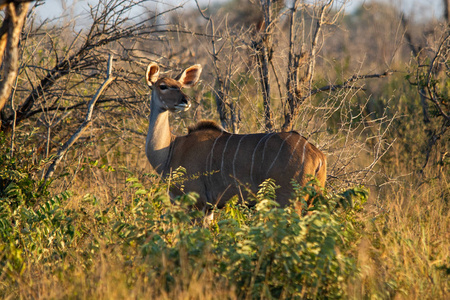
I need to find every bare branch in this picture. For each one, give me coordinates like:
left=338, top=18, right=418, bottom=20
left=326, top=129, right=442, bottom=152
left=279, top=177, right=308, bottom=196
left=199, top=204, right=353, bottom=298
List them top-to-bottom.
left=1, top=0, right=212, bottom=131
left=195, top=0, right=232, bottom=130
left=283, top=0, right=338, bottom=131
left=307, top=0, right=334, bottom=91
left=425, top=31, right=450, bottom=121
left=42, top=55, right=115, bottom=183
left=312, top=70, right=393, bottom=96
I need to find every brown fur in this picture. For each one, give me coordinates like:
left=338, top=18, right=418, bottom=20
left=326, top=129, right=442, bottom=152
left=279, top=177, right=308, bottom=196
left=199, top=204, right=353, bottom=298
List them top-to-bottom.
left=145, top=63, right=327, bottom=216
left=188, top=120, right=224, bottom=134
left=169, top=129, right=327, bottom=212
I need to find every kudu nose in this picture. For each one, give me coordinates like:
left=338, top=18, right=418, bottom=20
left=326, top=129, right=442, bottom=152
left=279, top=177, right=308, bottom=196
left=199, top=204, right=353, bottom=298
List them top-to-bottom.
left=174, top=94, right=191, bottom=112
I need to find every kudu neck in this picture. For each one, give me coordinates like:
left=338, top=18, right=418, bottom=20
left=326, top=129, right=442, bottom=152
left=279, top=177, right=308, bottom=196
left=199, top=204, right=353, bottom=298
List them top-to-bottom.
left=146, top=90, right=174, bottom=174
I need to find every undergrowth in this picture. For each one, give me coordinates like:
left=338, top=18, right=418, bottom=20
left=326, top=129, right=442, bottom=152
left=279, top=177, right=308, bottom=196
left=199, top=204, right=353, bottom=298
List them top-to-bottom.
left=0, top=137, right=448, bottom=299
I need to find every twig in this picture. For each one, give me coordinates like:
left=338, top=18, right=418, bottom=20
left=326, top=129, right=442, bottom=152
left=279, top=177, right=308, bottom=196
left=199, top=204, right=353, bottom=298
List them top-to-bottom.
left=195, top=0, right=230, bottom=130
left=307, top=0, right=334, bottom=92
left=425, top=32, right=450, bottom=121
left=42, top=54, right=115, bottom=184
left=311, top=70, right=393, bottom=96
left=23, top=97, right=137, bottom=118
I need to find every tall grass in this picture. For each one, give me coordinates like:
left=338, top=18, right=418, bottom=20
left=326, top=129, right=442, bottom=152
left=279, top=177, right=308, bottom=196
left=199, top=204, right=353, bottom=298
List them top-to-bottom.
left=0, top=134, right=448, bottom=299
left=349, top=178, right=449, bottom=299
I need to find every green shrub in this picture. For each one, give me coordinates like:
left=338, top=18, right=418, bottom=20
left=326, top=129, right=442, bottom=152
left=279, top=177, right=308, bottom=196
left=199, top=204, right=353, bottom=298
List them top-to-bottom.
left=114, top=175, right=368, bottom=299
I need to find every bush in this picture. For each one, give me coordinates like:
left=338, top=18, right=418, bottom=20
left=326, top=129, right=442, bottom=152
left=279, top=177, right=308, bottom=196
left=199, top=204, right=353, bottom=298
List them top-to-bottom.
left=114, top=176, right=368, bottom=299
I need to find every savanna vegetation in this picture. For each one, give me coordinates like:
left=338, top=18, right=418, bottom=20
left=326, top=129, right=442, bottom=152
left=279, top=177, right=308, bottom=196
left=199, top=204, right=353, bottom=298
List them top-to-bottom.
left=0, top=0, right=448, bottom=298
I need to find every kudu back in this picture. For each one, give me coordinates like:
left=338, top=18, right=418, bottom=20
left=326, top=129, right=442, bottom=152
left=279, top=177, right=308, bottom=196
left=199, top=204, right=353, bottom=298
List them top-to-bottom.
left=145, top=63, right=326, bottom=214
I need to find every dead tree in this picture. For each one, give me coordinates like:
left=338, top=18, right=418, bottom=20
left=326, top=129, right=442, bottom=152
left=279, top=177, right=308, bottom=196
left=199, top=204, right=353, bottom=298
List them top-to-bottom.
left=0, top=0, right=30, bottom=114
left=195, top=0, right=242, bottom=133
left=250, top=0, right=284, bottom=132
left=282, top=0, right=334, bottom=131
left=444, top=0, right=450, bottom=25
left=402, top=5, right=450, bottom=169
left=42, top=55, right=115, bottom=183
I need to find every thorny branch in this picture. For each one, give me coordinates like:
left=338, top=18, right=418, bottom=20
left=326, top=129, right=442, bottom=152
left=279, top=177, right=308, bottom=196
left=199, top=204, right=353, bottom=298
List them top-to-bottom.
left=419, top=31, right=450, bottom=168
left=423, top=32, right=450, bottom=122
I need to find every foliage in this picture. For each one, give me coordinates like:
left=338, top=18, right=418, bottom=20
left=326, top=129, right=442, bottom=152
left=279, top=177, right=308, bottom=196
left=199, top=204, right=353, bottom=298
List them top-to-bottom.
left=0, top=0, right=448, bottom=299
left=0, top=133, right=49, bottom=209
left=0, top=134, right=79, bottom=291
left=0, top=137, right=448, bottom=299
left=0, top=149, right=369, bottom=299
left=112, top=177, right=367, bottom=298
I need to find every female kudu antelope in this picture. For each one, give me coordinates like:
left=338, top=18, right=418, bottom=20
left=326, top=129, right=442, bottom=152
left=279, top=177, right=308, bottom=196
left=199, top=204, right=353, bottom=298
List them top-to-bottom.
left=145, top=63, right=326, bottom=215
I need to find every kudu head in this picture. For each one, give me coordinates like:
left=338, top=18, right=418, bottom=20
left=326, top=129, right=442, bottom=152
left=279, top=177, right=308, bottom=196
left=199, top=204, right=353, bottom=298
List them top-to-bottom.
left=146, top=63, right=202, bottom=113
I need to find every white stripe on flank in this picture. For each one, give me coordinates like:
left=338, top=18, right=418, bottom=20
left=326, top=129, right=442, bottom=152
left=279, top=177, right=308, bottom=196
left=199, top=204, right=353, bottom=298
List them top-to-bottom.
left=205, top=131, right=224, bottom=191
left=207, top=131, right=224, bottom=175
left=266, top=132, right=292, bottom=177
left=250, top=133, right=273, bottom=187
left=261, top=133, right=276, bottom=164
left=232, top=134, right=248, bottom=187
left=287, top=134, right=303, bottom=164
left=221, top=135, right=234, bottom=182
left=298, top=140, right=308, bottom=177
left=301, top=141, right=307, bottom=165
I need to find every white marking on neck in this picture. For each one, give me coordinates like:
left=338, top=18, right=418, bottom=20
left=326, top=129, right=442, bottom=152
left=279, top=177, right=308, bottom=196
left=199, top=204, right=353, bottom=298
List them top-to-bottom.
left=146, top=95, right=172, bottom=174
left=164, top=136, right=175, bottom=172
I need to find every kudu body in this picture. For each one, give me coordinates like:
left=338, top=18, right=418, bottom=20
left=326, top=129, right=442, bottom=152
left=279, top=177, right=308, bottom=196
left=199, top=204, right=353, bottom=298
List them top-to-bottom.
left=145, top=63, right=326, bottom=214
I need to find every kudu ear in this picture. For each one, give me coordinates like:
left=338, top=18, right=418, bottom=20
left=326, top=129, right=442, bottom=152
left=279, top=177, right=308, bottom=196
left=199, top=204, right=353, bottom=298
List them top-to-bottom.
left=146, top=63, right=160, bottom=87
left=175, top=64, right=202, bottom=88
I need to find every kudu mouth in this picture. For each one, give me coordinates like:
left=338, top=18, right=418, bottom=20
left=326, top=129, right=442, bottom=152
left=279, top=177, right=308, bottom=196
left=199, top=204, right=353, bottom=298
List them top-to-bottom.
left=173, top=96, right=191, bottom=112
left=174, top=101, right=191, bottom=112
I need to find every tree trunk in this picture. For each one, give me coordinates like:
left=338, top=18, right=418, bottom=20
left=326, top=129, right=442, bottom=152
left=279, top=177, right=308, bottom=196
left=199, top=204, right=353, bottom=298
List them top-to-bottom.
left=444, top=0, right=450, bottom=24
left=0, top=2, right=29, bottom=117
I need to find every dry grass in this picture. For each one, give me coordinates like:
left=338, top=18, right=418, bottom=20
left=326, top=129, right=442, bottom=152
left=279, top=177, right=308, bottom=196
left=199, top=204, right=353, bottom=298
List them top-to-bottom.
left=0, top=1, right=449, bottom=299
left=1, top=158, right=446, bottom=299
left=348, top=178, right=449, bottom=299
left=14, top=250, right=237, bottom=299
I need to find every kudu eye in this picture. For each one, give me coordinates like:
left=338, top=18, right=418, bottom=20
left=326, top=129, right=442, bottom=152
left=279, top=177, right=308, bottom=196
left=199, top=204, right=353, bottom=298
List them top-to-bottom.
left=159, top=84, right=168, bottom=90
